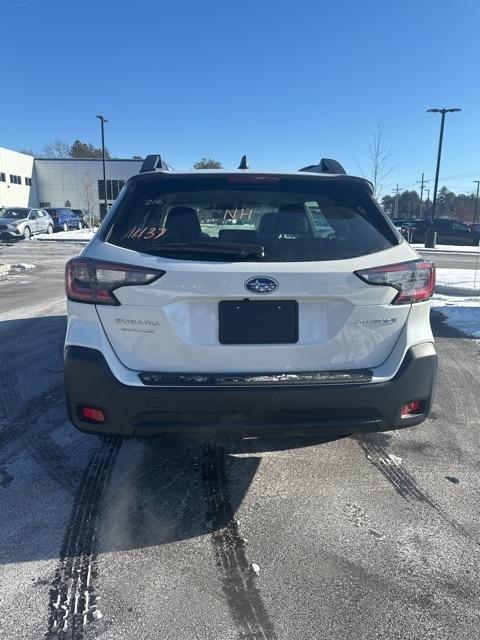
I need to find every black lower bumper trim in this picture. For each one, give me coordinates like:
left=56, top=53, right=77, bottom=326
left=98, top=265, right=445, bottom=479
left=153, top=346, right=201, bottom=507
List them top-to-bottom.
left=64, top=343, right=437, bottom=437
left=139, top=369, right=373, bottom=386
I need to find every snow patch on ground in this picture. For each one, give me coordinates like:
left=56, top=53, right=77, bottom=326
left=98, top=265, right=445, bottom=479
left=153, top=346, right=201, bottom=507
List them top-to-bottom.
left=36, top=229, right=97, bottom=241
left=0, top=263, right=36, bottom=278
left=11, top=263, right=36, bottom=271
left=433, top=268, right=480, bottom=338
left=435, top=268, right=480, bottom=296
left=436, top=268, right=480, bottom=288
left=434, top=306, right=480, bottom=338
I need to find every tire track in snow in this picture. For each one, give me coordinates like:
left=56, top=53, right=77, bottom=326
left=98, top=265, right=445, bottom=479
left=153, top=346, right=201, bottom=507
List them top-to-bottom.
left=0, top=337, right=77, bottom=493
left=0, top=378, right=75, bottom=493
left=0, top=383, right=64, bottom=453
left=19, top=422, right=78, bottom=493
left=357, top=436, right=480, bottom=550
left=46, top=437, right=122, bottom=639
left=202, top=441, right=277, bottom=640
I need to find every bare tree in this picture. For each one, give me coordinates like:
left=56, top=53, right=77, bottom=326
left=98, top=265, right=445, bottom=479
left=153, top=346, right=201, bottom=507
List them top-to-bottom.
left=358, top=124, right=394, bottom=199
left=41, top=140, right=71, bottom=159
left=80, top=175, right=98, bottom=227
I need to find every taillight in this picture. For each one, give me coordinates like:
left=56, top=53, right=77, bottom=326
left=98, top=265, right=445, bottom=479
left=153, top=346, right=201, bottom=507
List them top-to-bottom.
left=65, top=258, right=165, bottom=305
left=354, top=260, right=435, bottom=305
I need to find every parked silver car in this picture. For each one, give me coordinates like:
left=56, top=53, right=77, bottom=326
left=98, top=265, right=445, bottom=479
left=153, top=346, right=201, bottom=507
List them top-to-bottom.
left=0, top=207, right=54, bottom=239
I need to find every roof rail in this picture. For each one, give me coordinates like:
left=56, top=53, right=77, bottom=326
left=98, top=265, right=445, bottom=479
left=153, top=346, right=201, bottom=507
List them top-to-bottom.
left=140, top=155, right=173, bottom=173
left=299, top=158, right=346, bottom=175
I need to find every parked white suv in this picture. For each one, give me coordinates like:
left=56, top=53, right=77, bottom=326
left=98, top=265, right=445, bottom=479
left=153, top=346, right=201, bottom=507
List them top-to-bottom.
left=64, top=156, right=437, bottom=437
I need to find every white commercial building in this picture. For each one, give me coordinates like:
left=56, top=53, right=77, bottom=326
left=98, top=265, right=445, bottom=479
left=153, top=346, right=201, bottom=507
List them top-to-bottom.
left=0, top=147, right=142, bottom=218
left=0, top=147, right=37, bottom=208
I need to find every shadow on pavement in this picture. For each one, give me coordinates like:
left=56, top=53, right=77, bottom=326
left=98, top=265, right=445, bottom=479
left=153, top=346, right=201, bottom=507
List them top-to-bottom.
left=0, top=316, right=345, bottom=564
left=97, top=431, right=343, bottom=553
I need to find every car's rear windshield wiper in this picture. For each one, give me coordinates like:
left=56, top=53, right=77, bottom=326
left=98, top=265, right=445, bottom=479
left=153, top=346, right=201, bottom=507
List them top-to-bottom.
left=141, top=242, right=265, bottom=260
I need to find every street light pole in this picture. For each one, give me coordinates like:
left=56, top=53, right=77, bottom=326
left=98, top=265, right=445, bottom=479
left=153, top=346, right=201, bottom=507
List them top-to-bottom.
left=425, top=107, right=461, bottom=247
left=96, top=115, right=108, bottom=220
left=473, top=180, right=480, bottom=223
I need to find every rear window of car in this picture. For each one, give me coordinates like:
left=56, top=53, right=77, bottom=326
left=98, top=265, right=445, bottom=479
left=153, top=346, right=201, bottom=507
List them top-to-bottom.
left=104, top=175, right=399, bottom=262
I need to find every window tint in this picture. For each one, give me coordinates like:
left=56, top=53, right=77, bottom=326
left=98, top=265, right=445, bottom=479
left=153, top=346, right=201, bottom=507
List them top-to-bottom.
left=105, top=176, right=397, bottom=262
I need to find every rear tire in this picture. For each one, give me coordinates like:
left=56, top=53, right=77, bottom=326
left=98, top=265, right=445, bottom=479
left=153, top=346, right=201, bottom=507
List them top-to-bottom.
left=78, top=221, right=82, bottom=230
left=63, top=222, right=69, bottom=232
left=47, top=224, right=53, bottom=235
left=23, top=226, right=31, bottom=240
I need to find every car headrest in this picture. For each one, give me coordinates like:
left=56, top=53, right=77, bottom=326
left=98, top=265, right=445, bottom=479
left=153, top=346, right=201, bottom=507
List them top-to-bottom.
left=259, top=205, right=310, bottom=236
left=164, top=206, right=202, bottom=242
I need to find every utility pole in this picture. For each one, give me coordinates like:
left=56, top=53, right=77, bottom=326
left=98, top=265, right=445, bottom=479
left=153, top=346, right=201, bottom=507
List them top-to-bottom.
left=416, top=172, right=429, bottom=218
left=473, top=180, right=480, bottom=223
left=393, top=184, right=401, bottom=219
left=424, top=189, right=430, bottom=219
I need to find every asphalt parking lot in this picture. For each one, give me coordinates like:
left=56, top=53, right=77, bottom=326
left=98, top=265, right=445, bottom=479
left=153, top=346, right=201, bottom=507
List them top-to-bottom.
left=0, top=239, right=479, bottom=640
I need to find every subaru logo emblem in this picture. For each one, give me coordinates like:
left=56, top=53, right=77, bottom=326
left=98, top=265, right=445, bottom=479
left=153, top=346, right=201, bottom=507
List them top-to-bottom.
left=244, top=276, right=279, bottom=294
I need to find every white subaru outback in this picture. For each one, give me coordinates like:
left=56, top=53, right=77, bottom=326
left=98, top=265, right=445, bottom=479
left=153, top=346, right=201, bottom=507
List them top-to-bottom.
left=64, top=156, right=437, bottom=437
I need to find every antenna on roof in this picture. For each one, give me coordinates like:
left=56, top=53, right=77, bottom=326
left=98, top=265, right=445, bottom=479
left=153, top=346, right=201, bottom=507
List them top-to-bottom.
left=238, top=155, right=249, bottom=170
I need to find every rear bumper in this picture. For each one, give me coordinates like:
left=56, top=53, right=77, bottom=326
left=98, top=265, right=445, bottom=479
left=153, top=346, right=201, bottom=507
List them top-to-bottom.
left=64, top=343, right=437, bottom=437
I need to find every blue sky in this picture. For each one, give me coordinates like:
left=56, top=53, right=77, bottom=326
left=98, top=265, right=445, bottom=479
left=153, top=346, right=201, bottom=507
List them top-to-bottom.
left=1, top=0, right=479, bottom=194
